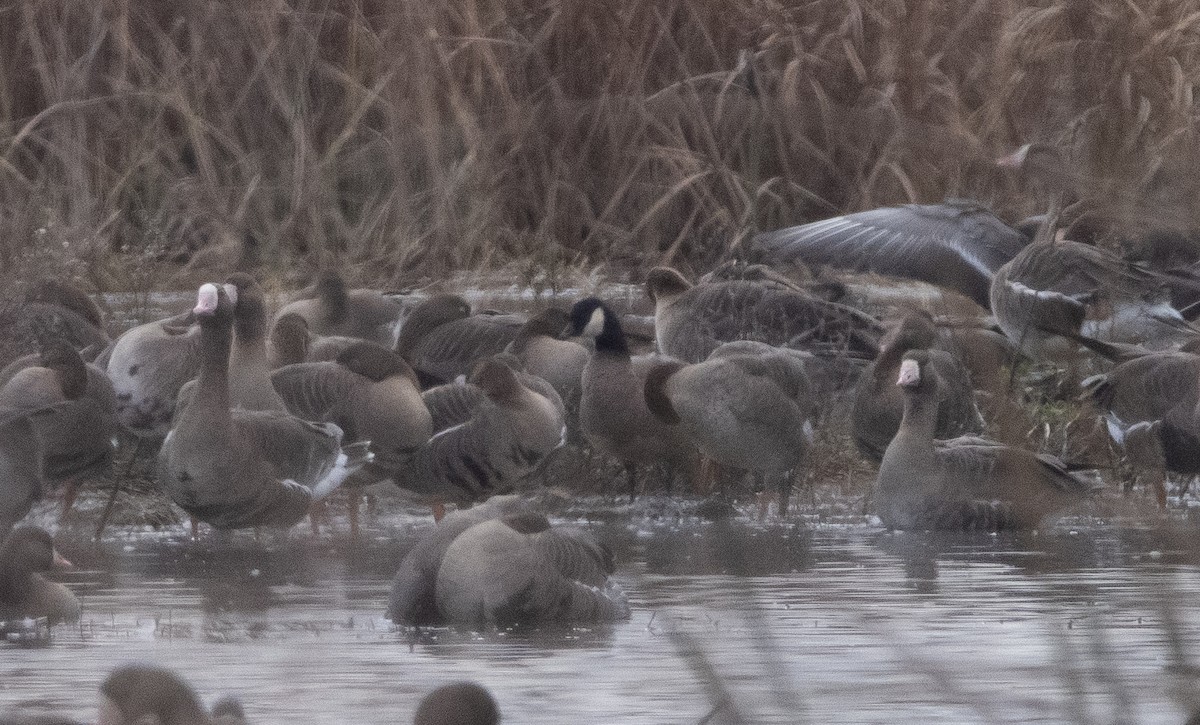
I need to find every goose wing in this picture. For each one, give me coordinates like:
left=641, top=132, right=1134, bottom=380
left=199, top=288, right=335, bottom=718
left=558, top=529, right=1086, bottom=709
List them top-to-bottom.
left=410, top=316, right=525, bottom=383
left=270, top=362, right=360, bottom=421
left=230, top=410, right=344, bottom=488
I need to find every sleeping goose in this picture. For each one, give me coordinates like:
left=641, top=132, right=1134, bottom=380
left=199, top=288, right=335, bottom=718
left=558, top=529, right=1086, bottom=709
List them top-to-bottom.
left=748, top=201, right=1032, bottom=309
left=990, top=239, right=1200, bottom=361
left=645, top=266, right=881, bottom=364
left=273, top=270, right=404, bottom=345
left=223, top=273, right=286, bottom=411
left=0, top=280, right=110, bottom=369
left=157, top=283, right=371, bottom=530
left=395, top=294, right=526, bottom=387
left=567, top=297, right=699, bottom=497
left=504, top=307, right=589, bottom=405
left=106, top=310, right=201, bottom=437
left=851, top=311, right=982, bottom=462
left=266, top=313, right=364, bottom=369
left=0, top=339, right=118, bottom=516
left=644, top=340, right=816, bottom=514
left=271, top=341, right=432, bottom=469
left=877, top=350, right=1101, bottom=530
left=388, top=357, right=565, bottom=507
left=387, top=495, right=629, bottom=627
left=0, top=526, right=79, bottom=625
left=99, top=665, right=247, bottom=725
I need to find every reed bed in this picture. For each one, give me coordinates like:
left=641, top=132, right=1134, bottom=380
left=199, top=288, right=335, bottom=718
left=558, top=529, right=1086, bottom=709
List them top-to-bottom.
left=2, top=0, right=1199, bottom=291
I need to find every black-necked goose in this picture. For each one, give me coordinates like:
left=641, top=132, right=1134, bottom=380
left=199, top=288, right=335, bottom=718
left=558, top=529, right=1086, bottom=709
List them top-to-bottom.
left=748, top=201, right=1032, bottom=309
left=991, top=239, right=1200, bottom=361
left=645, top=266, right=881, bottom=364
left=273, top=270, right=404, bottom=346
left=157, top=284, right=371, bottom=530
left=395, top=294, right=525, bottom=387
left=567, top=298, right=699, bottom=497
left=851, top=311, right=982, bottom=462
left=644, top=340, right=816, bottom=514
left=271, top=341, right=432, bottom=469
left=877, top=350, right=1100, bottom=530
left=387, top=495, right=629, bottom=627
left=0, top=527, right=79, bottom=625
left=98, top=664, right=247, bottom=725
left=413, top=682, right=499, bottom=725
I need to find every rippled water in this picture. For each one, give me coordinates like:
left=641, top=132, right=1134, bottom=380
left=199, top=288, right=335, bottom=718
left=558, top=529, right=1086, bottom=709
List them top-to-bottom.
left=5, top=506, right=1200, bottom=724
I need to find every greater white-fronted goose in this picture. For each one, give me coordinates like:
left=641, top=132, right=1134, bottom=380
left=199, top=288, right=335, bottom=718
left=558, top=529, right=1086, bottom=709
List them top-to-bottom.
left=748, top=201, right=1032, bottom=309
left=991, top=239, right=1200, bottom=361
left=645, top=266, right=881, bottom=364
left=273, top=270, right=404, bottom=346
left=223, top=273, right=286, bottom=411
left=0, top=280, right=110, bottom=369
left=157, top=284, right=371, bottom=530
left=395, top=294, right=526, bottom=387
left=567, top=297, right=699, bottom=497
left=504, top=307, right=589, bottom=404
left=106, top=310, right=201, bottom=437
left=851, top=311, right=983, bottom=462
left=266, top=313, right=363, bottom=369
left=644, top=340, right=815, bottom=513
left=271, top=341, right=432, bottom=469
left=877, top=350, right=1101, bottom=530
left=389, top=357, right=565, bottom=506
left=0, top=407, right=45, bottom=536
left=387, top=495, right=629, bottom=627
left=0, top=527, right=79, bottom=625
left=98, top=665, right=247, bottom=725
left=414, top=682, right=499, bottom=725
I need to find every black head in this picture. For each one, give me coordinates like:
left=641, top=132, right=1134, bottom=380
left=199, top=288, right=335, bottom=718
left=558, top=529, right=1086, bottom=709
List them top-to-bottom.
left=566, top=298, right=626, bottom=353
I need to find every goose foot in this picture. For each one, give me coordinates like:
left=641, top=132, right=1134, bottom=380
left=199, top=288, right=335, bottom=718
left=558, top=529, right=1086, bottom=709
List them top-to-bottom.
left=432, top=502, right=446, bottom=522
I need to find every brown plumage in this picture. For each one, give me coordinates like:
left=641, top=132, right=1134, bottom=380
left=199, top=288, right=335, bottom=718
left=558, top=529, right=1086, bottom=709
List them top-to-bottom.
left=645, top=266, right=881, bottom=364
left=273, top=270, right=404, bottom=346
left=223, top=273, right=286, bottom=411
left=0, top=281, right=110, bottom=370
left=157, top=284, right=371, bottom=530
left=396, top=294, right=525, bottom=386
left=505, top=307, right=589, bottom=404
left=877, top=350, right=1100, bottom=530
left=0, top=527, right=79, bottom=625
left=99, top=665, right=247, bottom=725
left=413, top=682, right=499, bottom=725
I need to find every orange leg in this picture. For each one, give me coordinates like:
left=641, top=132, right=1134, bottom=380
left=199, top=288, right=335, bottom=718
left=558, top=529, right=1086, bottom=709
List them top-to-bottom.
left=59, top=479, right=80, bottom=521
left=432, top=501, right=446, bottom=522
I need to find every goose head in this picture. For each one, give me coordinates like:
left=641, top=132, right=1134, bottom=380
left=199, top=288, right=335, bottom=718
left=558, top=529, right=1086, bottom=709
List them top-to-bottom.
left=645, top=267, right=693, bottom=305
left=193, top=282, right=236, bottom=323
left=395, top=294, right=472, bottom=354
left=566, top=298, right=627, bottom=353
left=880, top=310, right=938, bottom=355
left=269, top=312, right=312, bottom=366
left=38, top=337, right=89, bottom=400
left=337, top=341, right=420, bottom=386
left=896, top=350, right=939, bottom=395
left=469, top=357, right=524, bottom=402
left=1, top=527, right=72, bottom=576
left=98, top=665, right=214, bottom=725
left=413, top=681, right=500, bottom=725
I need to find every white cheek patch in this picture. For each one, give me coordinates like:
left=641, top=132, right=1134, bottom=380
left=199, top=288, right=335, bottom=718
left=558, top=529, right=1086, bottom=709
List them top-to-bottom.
left=194, top=283, right=220, bottom=314
left=582, top=308, right=605, bottom=337
left=896, top=359, right=921, bottom=387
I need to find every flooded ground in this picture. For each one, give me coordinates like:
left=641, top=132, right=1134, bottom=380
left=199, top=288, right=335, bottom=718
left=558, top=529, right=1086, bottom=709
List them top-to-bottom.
left=6, top=502, right=1200, bottom=724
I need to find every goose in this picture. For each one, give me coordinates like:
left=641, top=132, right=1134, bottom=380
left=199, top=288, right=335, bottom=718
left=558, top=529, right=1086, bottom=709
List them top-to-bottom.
left=748, top=201, right=1032, bottom=309
left=990, top=239, right=1200, bottom=361
left=645, top=266, right=881, bottom=364
left=273, top=270, right=404, bottom=346
left=223, top=273, right=286, bottom=411
left=0, top=281, right=110, bottom=369
left=157, top=283, right=372, bottom=530
left=395, top=294, right=526, bottom=387
left=567, top=297, right=699, bottom=497
left=504, top=307, right=589, bottom=404
left=106, top=310, right=201, bottom=437
left=851, top=311, right=983, bottom=462
left=266, top=313, right=363, bottom=369
left=0, top=339, right=118, bottom=516
left=643, top=340, right=816, bottom=514
left=271, top=341, right=432, bottom=470
left=877, top=350, right=1101, bottom=530
left=388, top=357, right=565, bottom=507
left=0, top=406, right=61, bottom=536
left=387, top=495, right=629, bottom=627
left=0, top=527, right=79, bottom=625
left=99, top=665, right=247, bottom=725
left=414, top=682, right=499, bottom=725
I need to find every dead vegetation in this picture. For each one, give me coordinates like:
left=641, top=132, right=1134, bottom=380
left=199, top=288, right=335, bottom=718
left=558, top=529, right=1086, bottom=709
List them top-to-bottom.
left=1, top=1, right=1199, bottom=291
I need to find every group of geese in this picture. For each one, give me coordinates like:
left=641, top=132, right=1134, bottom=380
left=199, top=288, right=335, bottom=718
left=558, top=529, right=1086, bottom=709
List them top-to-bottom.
left=5, top=187, right=1200, bottom=629
left=0, top=661, right=499, bottom=725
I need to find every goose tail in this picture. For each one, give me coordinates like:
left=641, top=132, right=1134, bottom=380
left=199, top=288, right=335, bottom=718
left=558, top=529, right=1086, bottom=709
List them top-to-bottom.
left=310, top=441, right=374, bottom=499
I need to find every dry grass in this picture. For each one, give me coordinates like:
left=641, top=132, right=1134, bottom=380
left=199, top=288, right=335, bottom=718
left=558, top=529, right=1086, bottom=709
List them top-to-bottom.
left=1, top=0, right=1199, bottom=291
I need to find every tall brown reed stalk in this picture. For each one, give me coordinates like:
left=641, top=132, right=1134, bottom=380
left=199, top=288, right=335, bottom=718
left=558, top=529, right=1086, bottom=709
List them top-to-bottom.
left=0, top=0, right=1198, bottom=290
